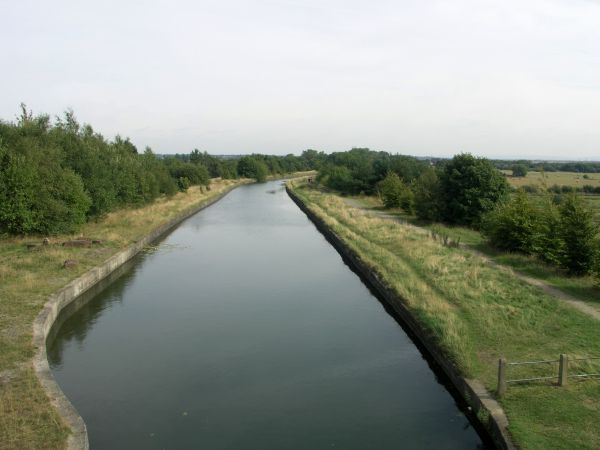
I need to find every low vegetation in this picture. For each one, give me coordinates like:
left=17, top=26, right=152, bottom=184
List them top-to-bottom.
left=291, top=183, right=600, bottom=450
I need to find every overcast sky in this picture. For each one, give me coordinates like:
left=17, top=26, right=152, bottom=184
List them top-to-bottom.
left=3, top=0, right=600, bottom=159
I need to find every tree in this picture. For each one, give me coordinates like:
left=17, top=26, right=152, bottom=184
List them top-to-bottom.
left=0, top=142, right=37, bottom=233
left=439, top=153, right=509, bottom=226
left=237, top=156, right=268, bottom=182
left=511, top=164, right=528, bottom=177
left=414, top=167, right=442, bottom=221
left=377, top=172, right=414, bottom=212
left=378, top=172, right=404, bottom=208
left=482, top=190, right=542, bottom=254
left=558, top=194, right=599, bottom=275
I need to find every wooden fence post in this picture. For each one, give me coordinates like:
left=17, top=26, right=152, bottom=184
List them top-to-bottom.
left=558, top=354, right=568, bottom=386
left=497, top=357, right=507, bottom=397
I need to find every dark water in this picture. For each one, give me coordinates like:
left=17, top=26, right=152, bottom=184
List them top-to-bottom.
left=48, top=181, right=484, bottom=449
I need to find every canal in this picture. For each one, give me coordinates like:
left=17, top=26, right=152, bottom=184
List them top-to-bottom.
left=48, top=180, right=485, bottom=449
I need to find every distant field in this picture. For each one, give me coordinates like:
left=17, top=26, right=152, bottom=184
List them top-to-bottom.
left=502, top=170, right=600, bottom=188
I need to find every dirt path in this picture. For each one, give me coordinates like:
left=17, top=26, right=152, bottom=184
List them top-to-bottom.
left=342, top=198, right=600, bottom=322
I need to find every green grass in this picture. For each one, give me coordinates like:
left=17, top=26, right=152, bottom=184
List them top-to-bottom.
left=0, top=178, right=249, bottom=450
left=292, top=183, right=600, bottom=450
left=347, top=194, right=600, bottom=311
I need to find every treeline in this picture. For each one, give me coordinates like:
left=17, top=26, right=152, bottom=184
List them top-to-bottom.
left=0, top=107, right=315, bottom=235
left=0, top=108, right=197, bottom=235
left=314, top=148, right=599, bottom=277
left=317, top=149, right=509, bottom=227
left=170, top=150, right=313, bottom=182
left=495, top=159, right=600, bottom=173
left=521, top=184, right=600, bottom=195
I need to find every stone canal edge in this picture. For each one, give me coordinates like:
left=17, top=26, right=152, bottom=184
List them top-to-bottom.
left=31, top=182, right=246, bottom=450
left=286, top=185, right=516, bottom=450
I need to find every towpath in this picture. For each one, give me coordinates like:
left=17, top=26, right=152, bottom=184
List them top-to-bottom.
left=342, top=197, right=600, bottom=322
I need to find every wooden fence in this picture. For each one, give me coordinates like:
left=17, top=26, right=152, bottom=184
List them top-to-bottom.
left=497, top=354, right=600, bottom=396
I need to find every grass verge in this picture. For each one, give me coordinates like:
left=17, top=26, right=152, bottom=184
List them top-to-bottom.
left=0, top=178, right=249, bottom=450
left=291, top=183, right=600, bottom=450
left=347, top=194, right=600, bottom=311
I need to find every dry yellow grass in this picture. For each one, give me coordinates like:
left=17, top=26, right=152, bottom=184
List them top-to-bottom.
left=504, top=170, right=600, bottom=188
left=0, top=178, right=249, bottom=450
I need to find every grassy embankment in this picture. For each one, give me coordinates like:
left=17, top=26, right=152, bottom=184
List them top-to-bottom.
left=0, top=178, right=251, bottom=450
left=290, top=182, right=600, bottom=450
left=347, top=187, right=600, bottom=312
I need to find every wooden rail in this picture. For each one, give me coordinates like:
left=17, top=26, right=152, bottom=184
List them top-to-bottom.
left=497, top=354, right=600, bottom=396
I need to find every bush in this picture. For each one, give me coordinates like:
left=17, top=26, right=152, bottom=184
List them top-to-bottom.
left=0, top=136, right=91, bottom=234
left=0, top=143, right=38, bottom=233
left=439, top=153, right=510, bottom=226
left=237, top=156, right=268, bottom=182
left=511, top=164, right=528, bottom=177
left=33, top=167, right=91, bottom=234
left=414, top=167, right=441, bottom=221
left=377, top=172, right=403, bottom=208
left=177, top=176, right=190, bottom=192
left=522, top=184, right=539, bottom=193
left=482, top=190, right=542, bottom=254
left=558, top=194, right=599, bottom=275
left=535, top=197, right=563, bottom=265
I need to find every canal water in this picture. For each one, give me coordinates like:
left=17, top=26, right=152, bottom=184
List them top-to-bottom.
left=48, top=181, right=485, bottom=449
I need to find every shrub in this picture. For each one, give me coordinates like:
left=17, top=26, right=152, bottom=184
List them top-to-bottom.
left=439, top=153, right=510, bottom=226
left=237, top=156, right=268, bottom=182
left=511, top=164, right=528, bottom=177
left=414, top=167, right=442, bottom=221
left=377, top=172, right=403, bottom=208
left=177, top=176, right=190, bottom=192
left=482, top=190, right=541, bottom=254
left=558, top=194, right=599, bottom=275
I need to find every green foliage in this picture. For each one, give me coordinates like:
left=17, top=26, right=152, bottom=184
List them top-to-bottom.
left=0, top=105, right=322, bottom=236
left=0, top=107, right=215, bottom=235
left=0, top=125, right=91, bottom=234
left=0, top=141, right=37, bottom=233
left=317, top=148, right=428, bottom=195
left=190, top=149, right=225, bottom=178
left=439, top=153, right=509, bottom=226
left=237, top=156, right=268, bottom=182
left=165, top=158, right=210, bottom=187
left=511, top=164, right=528, bottom=177
left=317, top=165, right=357, bottom=193
left=34, top=167, right=91, bottom=234
left=414, top=167, right=442, bottom=221
left=377, top=172, right=414, bottom=212
left=378, top=172, right=403, bottom=208
left=177, top=177, right=191, bottom=192
left=482, top=190, right=546, bottom=255
left=483, top=191, right=599, bottom=274
left=558, top=194, right=599, bottom=275
left=534, top=196, right=564, bottom=266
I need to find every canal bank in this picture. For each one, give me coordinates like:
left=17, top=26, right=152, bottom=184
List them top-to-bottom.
left=286, top=184, right=514, bottom=450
